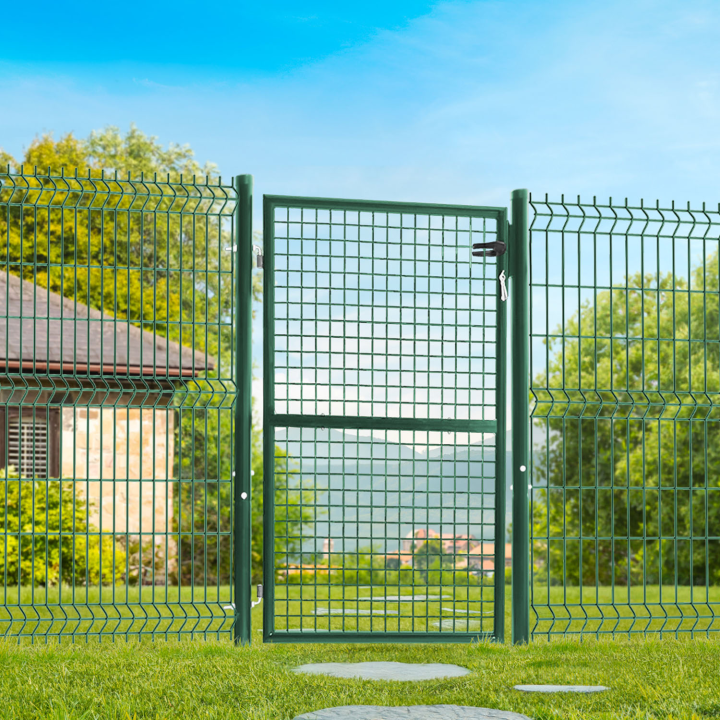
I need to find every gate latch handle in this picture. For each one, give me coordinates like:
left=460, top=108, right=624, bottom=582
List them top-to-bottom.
left=472, top=240, right=507, bottom=257
left=253, top=244, right=264, bottom=269
left=499, top=270, right=508, bottom=302
left=252, top=584, right=263, bottom=609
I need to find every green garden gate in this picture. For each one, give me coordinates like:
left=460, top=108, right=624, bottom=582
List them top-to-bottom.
left=261, top=193, right=528, bottom=643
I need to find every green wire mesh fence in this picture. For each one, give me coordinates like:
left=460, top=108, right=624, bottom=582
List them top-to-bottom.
left=8, top=167, right=720, bottom=645
left=0, top=168, right=237, bottom=641
left=529, top=193, right=720, bottom=638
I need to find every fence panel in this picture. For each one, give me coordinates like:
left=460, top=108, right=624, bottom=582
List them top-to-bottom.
left=0, top=168, right=238, bottom=641
left=529, top=193, right=720, bottom=638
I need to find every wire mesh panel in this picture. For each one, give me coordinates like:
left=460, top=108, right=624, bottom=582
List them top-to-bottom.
left=0, top=168, right=238, bottom=641
left=530, top=193, right=720, bottom=638
left=263, top=196, right=508, bottom=642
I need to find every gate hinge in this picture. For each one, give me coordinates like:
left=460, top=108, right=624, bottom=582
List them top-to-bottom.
left=472, top=240, right=507, bottom=257
left=223, top=244, right=263, bottom=269
left=253, top=244, right=264, bottom=268
left=222, top=584, right=263, bottom=613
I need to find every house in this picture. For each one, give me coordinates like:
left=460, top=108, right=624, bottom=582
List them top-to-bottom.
left=0, top=271, right=212, bottom=542
left=401, top=527, right=483, bottom=555
left=399, top=528, right=512, bottom=577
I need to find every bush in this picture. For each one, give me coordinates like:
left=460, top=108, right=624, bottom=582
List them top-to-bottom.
left=0, top=466, right=124, bottom=586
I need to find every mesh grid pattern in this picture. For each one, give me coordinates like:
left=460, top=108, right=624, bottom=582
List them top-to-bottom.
left=0, top=169, right=237, bottom=642
left=529, top=194, right=720, bottom=638
left=265, top=198, right=506, bottom=640
left=272, top=206, right=498, bottom=421
left=272, top=428, right=497, bottom=635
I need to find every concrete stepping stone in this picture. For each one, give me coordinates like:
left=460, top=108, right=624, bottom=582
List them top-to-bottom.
left=432, top=620, right=483, bottom=630
left=293, top=661, right=470, bottom=681
left=515, top=684, right=608, bottom=693
left=294, top=706, right=532, bottom=719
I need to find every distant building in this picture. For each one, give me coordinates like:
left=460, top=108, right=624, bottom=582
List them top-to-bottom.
left=399, top=528, right=511, bottom=577
left=322, top=538, right=335, bottom=559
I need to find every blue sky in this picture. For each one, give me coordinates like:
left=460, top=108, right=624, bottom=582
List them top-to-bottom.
left=3, top=0, right=720, bottom=219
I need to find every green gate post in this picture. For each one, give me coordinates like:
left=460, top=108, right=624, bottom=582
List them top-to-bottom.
left=234, top=174, right=254, bottom=645
left=510, top=188, right=530, bottom=644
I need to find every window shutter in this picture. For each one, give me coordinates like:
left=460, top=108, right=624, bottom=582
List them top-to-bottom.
left=7, top=414, right=50, bottom=479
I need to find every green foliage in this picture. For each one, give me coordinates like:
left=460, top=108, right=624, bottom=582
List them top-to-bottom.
left=1, top=126, right=270, bottom=586
left=0, top=127, right=262, bottom=321
left=0, top=127, right=233, bottom=358
left=533, top=253, right=720, bottom=586
left=174, top=408, right=317, bottom=587
left=251, top=422, right=318, bottom=584
left=0, top=467, right=123, bottom=586
left=411, top=538, right=457, bottom=583
left=290, top=543, right=487, bottom=587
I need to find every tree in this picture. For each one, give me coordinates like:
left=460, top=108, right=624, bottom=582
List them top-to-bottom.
left=0, top=127, right=273, bottom=587
left=533, top=253, right=720, bottom=586
left=249, top=421, right=318, bottom=584
left=0, top=467, right=121, bottom=586
left=411, top=538, right=455, bottom=584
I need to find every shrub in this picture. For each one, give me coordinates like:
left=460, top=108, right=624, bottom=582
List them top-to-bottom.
left=0, top=466, right=124, bottom=586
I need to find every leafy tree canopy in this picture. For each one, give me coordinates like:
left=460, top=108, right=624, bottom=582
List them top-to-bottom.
left=2, top=125, right=217, bottom=179
left=533, top=253, right=720, bottom=587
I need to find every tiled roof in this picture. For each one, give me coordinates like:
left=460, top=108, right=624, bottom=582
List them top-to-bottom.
left=0, top=272, right=212, bottom=377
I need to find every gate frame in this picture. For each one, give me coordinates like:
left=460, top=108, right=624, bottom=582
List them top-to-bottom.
left=261, top=194, right=510, bottom=643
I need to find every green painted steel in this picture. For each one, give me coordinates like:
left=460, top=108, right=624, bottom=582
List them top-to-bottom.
left=12, top=165, right=716, bottom=646
left=0, top=167, right=239, bottom=641
left=234, top=174, right=253, bottom=645
left=510, top=189, right=530, bottom=644
left=529, top=193, right=720, bottom=638
left=262, top=194, right=508, bottom=642
left=493, top=242, right=508, bottom=645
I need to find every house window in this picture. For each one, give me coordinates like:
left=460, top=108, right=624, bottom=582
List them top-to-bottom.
left=0, top=408, right=60, bottom=478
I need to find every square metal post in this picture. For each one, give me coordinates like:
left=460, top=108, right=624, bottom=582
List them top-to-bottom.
left=234, top=174, right=253, bottom=645
left=510, top=188, right=530, bottom=644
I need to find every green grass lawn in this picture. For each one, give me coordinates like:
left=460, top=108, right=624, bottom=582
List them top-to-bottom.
left=1, top=631, right=720, bottom=720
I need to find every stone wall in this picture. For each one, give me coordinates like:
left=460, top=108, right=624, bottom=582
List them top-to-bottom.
left=61, top=407, right=175, bottom=537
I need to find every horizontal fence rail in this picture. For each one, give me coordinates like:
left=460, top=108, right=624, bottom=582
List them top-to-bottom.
left=0, top=168, right=238, bottom=642
left=529, top=193, right=720, bottom=638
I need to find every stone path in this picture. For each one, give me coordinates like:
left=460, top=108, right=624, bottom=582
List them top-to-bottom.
left=432, top=620, right=483, bottom=630
left=293, top=661, right=470, bottom=681
left=514, top=684, right=608, bottom=693
left=293, top=706, right=532, bottom=720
